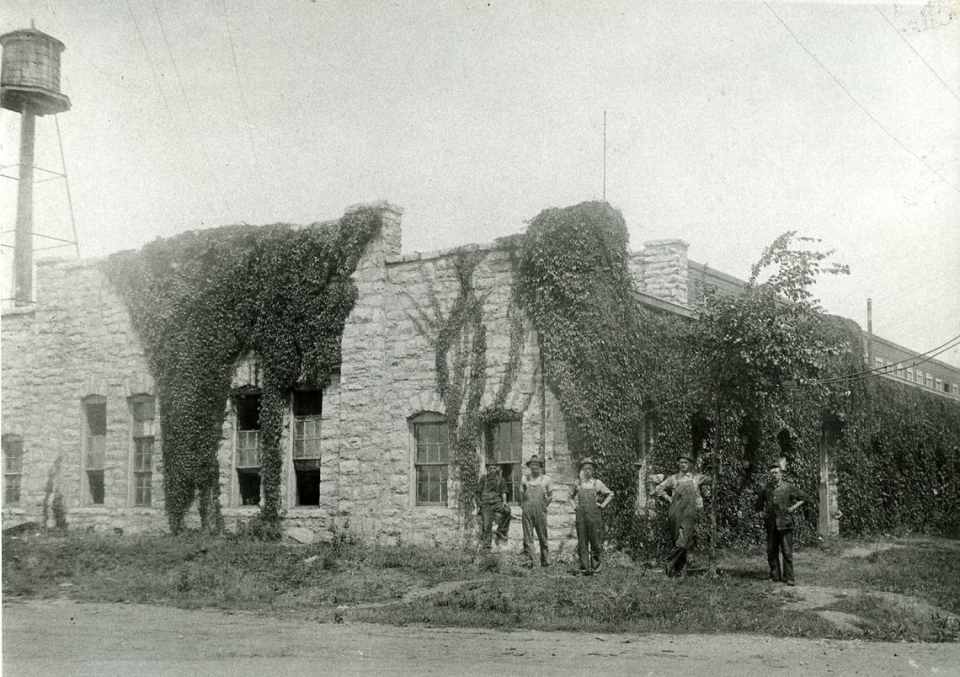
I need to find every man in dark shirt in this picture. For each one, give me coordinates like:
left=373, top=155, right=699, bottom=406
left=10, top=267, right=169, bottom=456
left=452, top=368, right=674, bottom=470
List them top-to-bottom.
left=755, top=462, right=807, bottom=585
left=477, top=465, right=512, bottom=550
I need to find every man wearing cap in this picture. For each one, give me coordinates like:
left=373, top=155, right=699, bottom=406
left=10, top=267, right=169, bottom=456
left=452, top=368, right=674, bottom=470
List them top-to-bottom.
left=655, top=453, right=711, bottom=577
left=521, top=455, right=553, bottom=567
left=569, top=458, right=614, bottom=575
left=755, top=462, right=807, bottom=585
left=477, top=464, right=512, bottom=551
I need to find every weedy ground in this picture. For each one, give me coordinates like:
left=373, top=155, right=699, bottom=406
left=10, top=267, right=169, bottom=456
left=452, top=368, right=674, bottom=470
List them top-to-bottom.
left=3, top=530, right=958, bottom=642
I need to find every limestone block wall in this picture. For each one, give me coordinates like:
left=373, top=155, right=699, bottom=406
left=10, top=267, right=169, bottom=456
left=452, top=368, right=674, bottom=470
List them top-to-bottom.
left=639, top=239, right=690, bottom=306
left=1, top=258, right=164, bottom=533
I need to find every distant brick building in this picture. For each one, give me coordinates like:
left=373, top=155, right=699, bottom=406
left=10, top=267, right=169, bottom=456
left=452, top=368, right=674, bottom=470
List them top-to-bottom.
left=2, top=201, right=957, bottom=545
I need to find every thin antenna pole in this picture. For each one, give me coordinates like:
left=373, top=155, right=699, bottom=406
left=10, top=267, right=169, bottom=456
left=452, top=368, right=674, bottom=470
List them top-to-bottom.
left=602, top=110, right=607, bottom=203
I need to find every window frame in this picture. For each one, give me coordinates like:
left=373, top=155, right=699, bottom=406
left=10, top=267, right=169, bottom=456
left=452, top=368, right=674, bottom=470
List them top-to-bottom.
left=292, top=390, right=323, bottom=507
left=233, top=391, right=262, bottom=507
left=129, top=394, right=156, bottom=507
left=82, top=396, right=107, bottom=506
left=412, top=412, right=450, bottom=507
left=485, top=417, right=523, bottom=505
left=3, top=434, right=24, bottom=505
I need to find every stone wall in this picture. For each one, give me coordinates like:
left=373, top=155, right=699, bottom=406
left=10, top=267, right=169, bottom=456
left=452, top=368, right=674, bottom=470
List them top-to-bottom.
left=0, top=200, right=696, bottom=552
left=0, top=258, right=164, bottom=533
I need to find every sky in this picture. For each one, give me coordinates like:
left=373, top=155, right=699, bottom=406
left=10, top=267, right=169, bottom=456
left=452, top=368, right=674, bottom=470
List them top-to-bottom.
left=1, top=0, right=958, bottom=366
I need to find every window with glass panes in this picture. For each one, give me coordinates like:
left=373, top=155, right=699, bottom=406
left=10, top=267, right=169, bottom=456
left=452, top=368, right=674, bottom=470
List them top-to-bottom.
left=293, top=390, right=322, bottom=506
left=235, top=393, right=261, bottom=505
left=131, top=396, right=156, bottom=506
left=83, top=397, right=107, bottom=505
left=413, top=413, right=449, bottom=505
left=485, top=419, right=522, bottom=504
left=3, top=435, right=23, bottom=505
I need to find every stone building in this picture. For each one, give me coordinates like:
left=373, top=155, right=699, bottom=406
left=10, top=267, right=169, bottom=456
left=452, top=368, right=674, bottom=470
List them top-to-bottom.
left=2, top=200, right=957, bottom=548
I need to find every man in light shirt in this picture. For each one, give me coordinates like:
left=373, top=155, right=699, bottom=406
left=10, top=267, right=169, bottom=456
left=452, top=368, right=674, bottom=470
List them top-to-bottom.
left=521, top=454, right=552, bottom=567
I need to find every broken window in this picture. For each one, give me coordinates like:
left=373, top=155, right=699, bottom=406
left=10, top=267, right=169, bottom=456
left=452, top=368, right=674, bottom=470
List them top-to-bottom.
left=293, top=390, right=322, bottom=506
left=235, top=393, right=261, bottom=506
left=130, top=395, right=156, bottom=506
left=83, top=397, right=107, bottom=505
left=413, top=412, right=449, bottom=506
left=486, top=418, right=522, bottom=504
left=3, top=434, right=23, bottom=505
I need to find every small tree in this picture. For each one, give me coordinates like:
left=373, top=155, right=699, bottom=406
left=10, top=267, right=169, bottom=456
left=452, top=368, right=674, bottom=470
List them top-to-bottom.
left=693, top=232, right=849, bottom=559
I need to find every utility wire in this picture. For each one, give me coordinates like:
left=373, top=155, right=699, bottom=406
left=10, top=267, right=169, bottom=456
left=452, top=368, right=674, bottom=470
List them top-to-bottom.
left=126, top=0, right=216, bottom=217
left=221, top=0, right=275, bottom=223
left=152, top=1, right=237, bottom=224
left=764, top=2, right=960, bottom=196
left=874, top=5, right=960, bottom=106
left=813, top=333, right=960, bottom=386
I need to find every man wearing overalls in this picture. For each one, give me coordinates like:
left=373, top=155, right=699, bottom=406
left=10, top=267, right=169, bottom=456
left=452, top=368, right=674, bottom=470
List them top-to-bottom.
left=655, top=453, right=711, bottom=577
left=521, top=454, right=552, bottom=567
left=569, top=457, right=613, bottom=576
left=477, top=464, right=512, bottom=550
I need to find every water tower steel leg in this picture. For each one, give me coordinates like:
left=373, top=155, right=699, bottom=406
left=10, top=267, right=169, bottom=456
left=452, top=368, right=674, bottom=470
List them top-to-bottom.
left=14, top=104, right=36, bottom=306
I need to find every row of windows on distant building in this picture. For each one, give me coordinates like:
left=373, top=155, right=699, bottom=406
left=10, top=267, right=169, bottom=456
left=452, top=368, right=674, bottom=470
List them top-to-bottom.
left=873, top=357, right=959, bottom=396
left=0, top=393, right=524, bottom=509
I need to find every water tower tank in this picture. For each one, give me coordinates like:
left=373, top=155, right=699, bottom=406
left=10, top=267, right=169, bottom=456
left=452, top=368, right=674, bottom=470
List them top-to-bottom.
left=0, top=28, right=70, bottom=116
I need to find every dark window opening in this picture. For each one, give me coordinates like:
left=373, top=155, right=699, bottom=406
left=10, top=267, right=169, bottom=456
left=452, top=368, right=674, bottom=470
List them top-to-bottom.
left=293, top=390, right=322, bottom=417
left=236, top=394, right=261, bottom=432
left=86, top=402, right=107, bottom=436
left=691, top=414, right=713, bottom=465
left=486, top=418, right=522, bottom=504
left=295, top=459, right=322, bottom=506
left=87, top=470, right=105, bottom=505
left=237, top=470, right=261, bottom=506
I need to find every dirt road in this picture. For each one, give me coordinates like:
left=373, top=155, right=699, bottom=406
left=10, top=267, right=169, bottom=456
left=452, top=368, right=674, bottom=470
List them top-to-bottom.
left=3, top=599, right=958, bottom=677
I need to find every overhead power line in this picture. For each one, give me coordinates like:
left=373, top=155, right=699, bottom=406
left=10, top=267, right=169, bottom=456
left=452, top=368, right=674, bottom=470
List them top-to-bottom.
left=126, top=0, right=217, bottom=217
left=221, top=0, right=275, bottom=223
left=152, top=1, right=237, bottom=223
left=764, top=2, right=960, bottom=196
left=874, top=5, right=960, bottom=106
left=813, top=332, right=960, bottom=386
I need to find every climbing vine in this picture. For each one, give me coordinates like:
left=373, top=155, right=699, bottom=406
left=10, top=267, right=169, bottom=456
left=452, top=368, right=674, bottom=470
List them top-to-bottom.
left=512, top=201, right=647, bottom=545
left=102, top=208, right=383, bottom=537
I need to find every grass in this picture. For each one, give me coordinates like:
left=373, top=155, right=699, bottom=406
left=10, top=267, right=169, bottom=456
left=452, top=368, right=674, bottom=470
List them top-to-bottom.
left=3, top=531, right=958, bottom=642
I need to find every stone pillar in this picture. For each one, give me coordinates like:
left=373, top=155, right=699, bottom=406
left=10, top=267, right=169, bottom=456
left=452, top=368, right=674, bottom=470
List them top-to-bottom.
left=336, top=201, right=403, bottom=540
left=641, top=239, right=690, bottom=307
left=819, top=421, right=841, bottom=539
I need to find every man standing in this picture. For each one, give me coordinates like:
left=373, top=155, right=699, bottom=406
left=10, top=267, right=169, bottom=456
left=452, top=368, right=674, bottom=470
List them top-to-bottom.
left=655, top=453, right=711, bottom=577
left=521, top=455, right=552, bottom=567
left=569, top=457, right=613, bottom=575
left=755, top=462, right=807, bottom=586
left=477, top=464, right=512, bottom=550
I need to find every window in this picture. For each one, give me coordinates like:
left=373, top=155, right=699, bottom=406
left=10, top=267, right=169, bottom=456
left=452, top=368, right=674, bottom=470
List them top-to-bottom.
left=875, top=357, right=884, bottom=371
left=896, top=363, right=905, bottom=379
left=907, top=368, right=915, bottom=383
left=926, top=373, right=934, bottom=389
left=936, top=378, right=943, bottom=392
left=953, top=384, right=959, bottom=396
left=293, top=390, right=322, bottom=506
left=235, top=393, right=261, bottom=506
left=130, top=396, right=155, bottom=506
left=83, top=397, right=107, bottom=505
left=413, top=412, right=450, bottom=505
left=485, top=418, right=522, bottom=504
left=3, top=435, right=24, bottom=505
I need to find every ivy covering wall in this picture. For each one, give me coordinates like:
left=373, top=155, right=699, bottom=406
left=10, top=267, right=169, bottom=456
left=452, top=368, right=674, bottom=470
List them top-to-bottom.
left=510, top=201, right=960, bottom=554
left=102, top=209, right=382, bottom=536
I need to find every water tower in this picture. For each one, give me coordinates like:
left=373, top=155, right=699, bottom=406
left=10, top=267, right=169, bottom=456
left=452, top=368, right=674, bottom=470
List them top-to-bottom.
left=1, top=26, right=71, bottom=306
